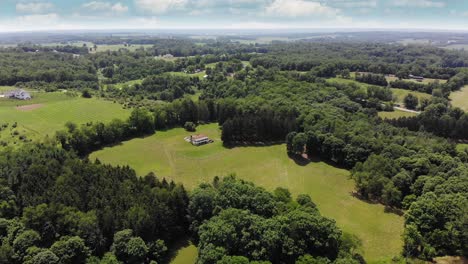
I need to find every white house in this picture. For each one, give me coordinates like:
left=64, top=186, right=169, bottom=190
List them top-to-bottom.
left=7, top=89, right=31, bottom=100
left=185, top=134, right=212, bottom=146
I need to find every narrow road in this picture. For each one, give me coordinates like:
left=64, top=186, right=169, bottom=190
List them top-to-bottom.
left=394, top=106, right=421, bottom=114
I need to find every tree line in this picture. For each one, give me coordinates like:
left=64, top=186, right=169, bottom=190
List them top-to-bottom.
left=0, top=50, right=98, bottom=90
left=0, top=140, right=365, bottom=263
left=0, top=143, right=189, bottom=263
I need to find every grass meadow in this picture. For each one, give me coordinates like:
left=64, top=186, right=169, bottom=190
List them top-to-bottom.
left=91, top=44, right=154, bottom=53
left=385, top=75, right=447, bottom=85
left=327, top=78, right=432, bottom=107
left=450, top=85, right=468, bottom=111
left=391, top=88, right=432, bottom=105
left=0, top=91, right=129, bottom=147
left=378, top=110, right=417, bottom=119
left=90, top=123, right=404, bottom=263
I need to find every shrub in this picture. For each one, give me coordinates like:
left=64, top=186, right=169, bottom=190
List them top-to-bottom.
left=184, top=122, right=197, bottom=132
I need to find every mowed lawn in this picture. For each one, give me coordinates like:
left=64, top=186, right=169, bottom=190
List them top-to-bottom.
left=450, top=85, right=468, bottom=111
left=0, top=91, right=129, bottom=145
left=379, top=109, right=417, bottom=119
left=90, top=124, right=404, bottom=263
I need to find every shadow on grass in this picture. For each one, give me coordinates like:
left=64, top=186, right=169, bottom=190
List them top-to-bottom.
left=222, top=140, right=285, bottom=149
left=287, top=153, right=311, bottom=166
left=351, top=192, right=405, bottom=216
left=384, top=206, right=404, bottom=216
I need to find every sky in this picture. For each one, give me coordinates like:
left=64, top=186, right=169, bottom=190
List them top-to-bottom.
left=0, top=0, right=467, bottom=32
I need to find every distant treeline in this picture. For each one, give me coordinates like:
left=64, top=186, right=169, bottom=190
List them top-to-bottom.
left=251, top=43, right=466, bottom=78
left=17, top=44, right=90, bottom=55
left=0, top=51, right=97, bottom=89
left=355, top=73, right=388, bottom=86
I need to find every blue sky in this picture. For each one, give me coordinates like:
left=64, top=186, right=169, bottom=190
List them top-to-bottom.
left=0, top=0, right=467, bottom=32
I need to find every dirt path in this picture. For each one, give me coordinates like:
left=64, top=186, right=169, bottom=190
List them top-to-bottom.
left=15, top=104, right=44, bottom=111
left=394, top=106, right=421, bottom=114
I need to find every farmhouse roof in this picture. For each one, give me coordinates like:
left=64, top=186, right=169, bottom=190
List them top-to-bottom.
left=192, top=134, right=208, bottom=141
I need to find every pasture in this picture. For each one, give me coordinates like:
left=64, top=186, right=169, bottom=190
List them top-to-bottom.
left=91, top=44, right=154, bottom=53
left=443, top=44, right=468, bottom=51
left=168, top=71, right=206, bottom=79
left=385, top=75, right=447, bottom=85
left=327, top=78, right=431, bottom=107
left=112, top=79, right=144, bottom=89
left=449, top=85, right=468, bottom=111
left=391, top=88, right=432, bottom=105
left=0, top=91, right=129, bottom=147
left=379, top=110, right=417, bottom=119
left=90, top=124, right=404, bottom=263
left=170, top=243, right=198, bottom=264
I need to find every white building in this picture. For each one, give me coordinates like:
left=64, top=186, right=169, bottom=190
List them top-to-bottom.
left=7, top=89, right=31, bottom=100
left=186, top=134, right=212, bottom=146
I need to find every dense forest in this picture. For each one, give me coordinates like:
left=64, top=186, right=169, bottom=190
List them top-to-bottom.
left=1, top=37, right=468, bottom=262
left=0, top=143, right=363, bottom=263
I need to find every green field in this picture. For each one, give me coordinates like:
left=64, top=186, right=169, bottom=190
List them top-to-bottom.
left=397, top=38, right=432, bottom=45
left=92, top=44, right=154, bottom=53
left=443, top=44, right=468, bottom=51
left=168, top=71, right=206, bottom=79
left=385, top=75, right=447, bottom=84
left=327, top=78, right=431, bottom=106
left=112, top=79, right=144, bottom=89
left=450, top=85, right=468, bottom=111
left=391, top=88, right=431, bottom=105
left=0, top=91, right=129, bottom=147
left=379, top=110, right=417, bottom=119
left=90, top=124, right=404, bottom=263
left=170, top=243, right=198, bottom=264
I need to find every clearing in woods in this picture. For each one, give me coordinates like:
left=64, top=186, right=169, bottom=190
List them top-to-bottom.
left=327, top=78, right=432, bottom=107
left=450, top=85, right=468, bottom=111
left=0, top=91, right=130, bottom=147
left=378, top=109, right=417, bottom=119
left=90, top=123, right=404, bottom=264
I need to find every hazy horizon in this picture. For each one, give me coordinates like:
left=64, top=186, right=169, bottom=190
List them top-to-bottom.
left=1, top=0, right=467, bottom=32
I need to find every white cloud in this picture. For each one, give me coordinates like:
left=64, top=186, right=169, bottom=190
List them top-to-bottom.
left=134, top=0, right=188, bottom=14
left=265, top=0, right=339, bottom=17
left=326, top=0, right=378, bottom=8
left=391, top=0, right=445, bottom=8
left=82, top=1, right=128, bottom=14
left=16, top=2, right=54, bottom=14
left=111, top=3, right=129, bottom=13
left=0, top=13, right=62, bottom=31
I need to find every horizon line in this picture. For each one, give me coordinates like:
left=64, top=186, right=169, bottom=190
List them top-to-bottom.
left=1, top=27, right=468, bottom=34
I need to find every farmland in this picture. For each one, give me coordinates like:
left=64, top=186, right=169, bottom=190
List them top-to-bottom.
left=92, top=44, right=154, bottom=53
left=385, top=75, right=447, bottom=84
left=327, top=77, right=432, bottom=107
left=449, top=85, right=468, bottom=111
left=0, top=91, right=129, bottom=147
left=379, top=109, right=418, bottom=119
left=90, top=123, right=404, bottom=263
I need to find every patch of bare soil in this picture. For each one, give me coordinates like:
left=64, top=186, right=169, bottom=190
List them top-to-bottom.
left=15, top=104, right=44, bottom=111
left=434, top=256, right=468, bottom=264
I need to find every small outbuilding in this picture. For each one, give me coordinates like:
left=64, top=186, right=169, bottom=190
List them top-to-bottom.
left=409, top=74, right=424, bottom=82
left=184, top=134, right=213, bottom=146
